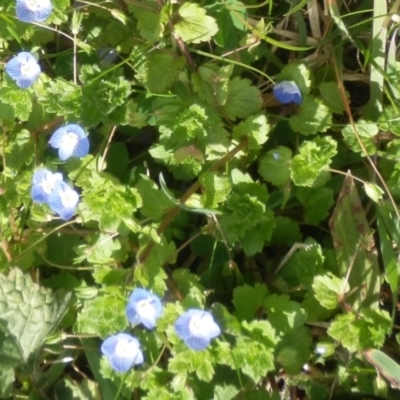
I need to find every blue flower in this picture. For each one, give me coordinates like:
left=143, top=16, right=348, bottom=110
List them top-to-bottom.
left=16, top=0, right=52, bottom=23
left=5, top=52, right=41, bottom=89
left=273, top=81, right=302, bottom=104
left=49, top=124, right=89, bottom=161
left=31, top=169, right=63, bottom=204
left=47, top=181, right=79, bottom=221
left=126, top=289, right=163, bottom=330
left=174, top=309, right=220, bottom=351
left=101, top=333, right=144, bottom=373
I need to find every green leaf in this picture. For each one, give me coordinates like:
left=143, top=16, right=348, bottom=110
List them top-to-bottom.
left=48, top=0, right=70, bottom=24
left=130, top=2, right=166, bottom=42
left=174, top=2, right=219, bottom=43
left=212, top=3, right=243, bottom=48
left=146, top=50, right=185, bottom=93
left=278, top=62, right=311, bottom=96
left=192, top=64, right=233, bottom=106
left=80, top=66, right=131, bottom=126
left=221, top=76, right=262, bottom=120
left=35, top=77, right=81, bottom=119
left=319, top=81, right=347, bottom=114
left=0, top=84, right=32, bottom=121
left=289, top=96, right=332, bottom=135
left=126, top=100, right=147, bottom=127
left=0, top=101, right=14, bottom=121
left=378, top=106, right=400, bottom=136
left=233, top=114, right=269, bottom=150
left=342, top=120, right=378, bottom=155
left=3, top=129, right=34, bottom=177
left=290, top=136, right=337, bottom=187
left=105, top=142, right=129, bottom=178
left=258, top=146, right=292, bottom=187
left=79, top=172, right=142, bottom=232
left=199, top=172, right=231, bottom=209
left=329, top=175, right=380, bottom=308
left=137, top=178, right=174, bottom=220
left=363, top=182, right=384, bottom=203
left=220, top=184, right=275, bottom=256
left=296, top=186, right=334, bottom=225
left=221, top=187, right=274, bottom=255
left=377, top=206, right=399, bottom=320
left=239, top=213, right=275, bottom=257
left=269, top=216, right=302, bottom=246
left=84, top=233, right=123, bottom=265
left=136, top=237, right=174, bottom=293
left=279, top=239, right=325, bottom=290
left=0, top=268, right=71, bottom=361
left=173, top=269, right=205, bottom=309
left=312, top=273, right=349, bottom=309
left=233, top=284, right=269, bottom=321
left=75, top=289, right=127, bottom=337
left=302, top=292, right=333, bottom=322
left=263, top=294, right=307, bottom=335
left=328, top=309, right=391, bottom=352
left=0, top=320, right=23, bottom=397
left=232, top=320, right=276, bottom=381
left=275, top=326, right=312, bottom=374
left=82, top=338, right=120, bottom=399
left=169, top=347, right=216, bottom=382
left=364, top=349, right=400, bottom=389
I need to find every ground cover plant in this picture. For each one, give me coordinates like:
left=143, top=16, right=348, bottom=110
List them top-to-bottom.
left=1, top=0, right=400, bottom=399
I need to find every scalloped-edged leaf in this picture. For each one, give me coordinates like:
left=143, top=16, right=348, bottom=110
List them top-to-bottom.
left=0, top=268, right=71, bottom=361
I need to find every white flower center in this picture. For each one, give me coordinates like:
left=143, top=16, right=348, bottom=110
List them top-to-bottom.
left=25, top=0, right=42, bottom=11
left=20, top=61, right=33, bottom=76
left=62, top=132, right=79, bottom=150
left=39, top=173, right=59, bottom=194
left=41, top=180, right=54, bottom=194
left=60, top=189, right=77, bottom=208
left=137, top=298, right=155, bottom=315
left=188, top=314, right=205, bottom=336
left=115, top=338, right=136, bottom=357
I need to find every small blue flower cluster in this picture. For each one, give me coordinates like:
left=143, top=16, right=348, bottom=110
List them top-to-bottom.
left=4, top=1, right=52, bottom=89
left=31, top=125, right=89, bottom=220
left=101, top=288, right=221, bottom=373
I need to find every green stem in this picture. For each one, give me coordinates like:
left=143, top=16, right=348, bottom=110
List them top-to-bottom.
left=113, top=373, right=128, bottom=400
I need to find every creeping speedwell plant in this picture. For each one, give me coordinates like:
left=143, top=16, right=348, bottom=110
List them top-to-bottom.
left=0, top=1, right=399, bottom=399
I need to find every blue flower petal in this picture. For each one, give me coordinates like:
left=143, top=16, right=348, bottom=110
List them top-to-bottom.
left=16, top=0, right=52, bottom=23
left=5, top=52, right=41, bottom=89
left=5, top=58, right=22, bottom=78
left=273, top=81, right=302, bottom=104
left=49, top=124, right=89, bottom=161
left=63, top=124, right=87, bottom=139
left=72, top=136, right=89, bottom=158
left=58, top=144, right=75, bottom=161
left=31, top=169, right=63, bottom=204
left=47, top=181, right=79, bottom=220
left=31, top=184, right=48, bottom=203
left=126, top=288, right=163, bottom=329
left=128, top=288, right=153, bottom=303
left=174, top=309, right=220, bottom=351
left=174, top=312, right=192, bottom=340
left=101, top=333, right=143, bottom=373
left=101, top=335, right=119, bottom=358
left=185, top=336, right=210, bottom=351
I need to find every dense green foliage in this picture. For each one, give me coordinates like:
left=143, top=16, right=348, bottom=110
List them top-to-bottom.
left=1, top=0, right=400, bottom=399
